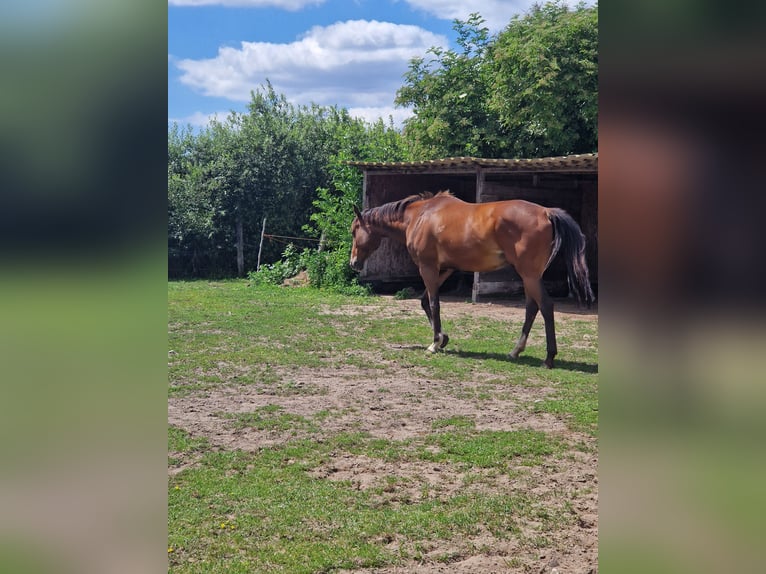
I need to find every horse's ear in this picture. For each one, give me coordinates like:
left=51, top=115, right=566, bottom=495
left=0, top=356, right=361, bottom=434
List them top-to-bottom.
left=353, top=205, right=363, bottom=221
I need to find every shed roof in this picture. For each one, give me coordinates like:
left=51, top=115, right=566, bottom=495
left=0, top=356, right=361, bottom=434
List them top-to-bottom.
left=348, top=153, right=597, bottom=174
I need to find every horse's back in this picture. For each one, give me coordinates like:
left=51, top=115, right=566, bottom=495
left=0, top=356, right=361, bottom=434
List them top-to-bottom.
left=425, top=194, right=546, bottom=219
left=429, top=196, right=550, bottom=235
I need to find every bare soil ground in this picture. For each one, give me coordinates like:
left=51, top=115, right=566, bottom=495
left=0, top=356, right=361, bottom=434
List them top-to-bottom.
left=169, top=296, right=598, bottom=573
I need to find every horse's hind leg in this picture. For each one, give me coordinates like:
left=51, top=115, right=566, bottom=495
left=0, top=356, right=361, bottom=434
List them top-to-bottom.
left=516, top=277, right=557, bottom=368
left=538, top=284, right=557, bottom=368
left=540, top=288, right=558, bottom=369
left=509, top=296, right=539, bottom=359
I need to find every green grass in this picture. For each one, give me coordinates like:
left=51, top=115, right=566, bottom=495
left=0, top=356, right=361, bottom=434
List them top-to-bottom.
left=168, top=280, right=598, bottom=572
left=169, top=281, right=597, bottom=394
left=219, top=405, right=319, bottom=434
left=168, top=427, right=573, bottom=573
left=421, top=429, right=564, bottom=468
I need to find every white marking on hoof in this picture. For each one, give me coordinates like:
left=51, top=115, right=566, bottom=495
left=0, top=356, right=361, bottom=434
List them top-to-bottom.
left=427, top=333, right=447, bottom=353
left=509, top=338, right=526, bottom=359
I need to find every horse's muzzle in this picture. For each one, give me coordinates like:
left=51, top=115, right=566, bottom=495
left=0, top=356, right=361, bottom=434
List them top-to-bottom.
left=350, top=256, right=363, bottom=272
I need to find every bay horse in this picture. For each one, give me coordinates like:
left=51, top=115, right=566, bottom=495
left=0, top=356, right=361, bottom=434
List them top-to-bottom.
left=350, top=191, right=594, bottom=368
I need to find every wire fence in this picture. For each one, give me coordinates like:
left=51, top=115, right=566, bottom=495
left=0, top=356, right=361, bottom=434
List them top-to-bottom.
left=262, top=233, right=322, bottom=246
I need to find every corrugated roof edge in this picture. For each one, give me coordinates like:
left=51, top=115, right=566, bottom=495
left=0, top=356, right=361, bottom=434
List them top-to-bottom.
left=346, top=153, right=598, bottom=171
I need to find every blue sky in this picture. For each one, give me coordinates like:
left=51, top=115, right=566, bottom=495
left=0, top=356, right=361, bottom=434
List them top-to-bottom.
left=168, top=0, right=592, bottom=129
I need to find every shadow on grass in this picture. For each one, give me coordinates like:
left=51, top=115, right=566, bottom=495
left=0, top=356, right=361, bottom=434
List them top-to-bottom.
left=389, top=344, right=598, bottom=374
left=447, top=349, right=598, bottom=374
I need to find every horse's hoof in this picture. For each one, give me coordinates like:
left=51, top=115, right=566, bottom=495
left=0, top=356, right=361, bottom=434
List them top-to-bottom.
left=427, top=334, right=448, bottom=353
left=509, top=350, right=520, bottom=360
left=544, top=358, right=554, bottom=369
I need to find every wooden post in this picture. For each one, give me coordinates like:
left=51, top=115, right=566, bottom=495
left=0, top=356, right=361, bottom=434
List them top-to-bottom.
left=472, top=167, right=486, bottom=303
left=256, top=217, right=267, bottom=272
left=318, top=231, right=326, bottom=253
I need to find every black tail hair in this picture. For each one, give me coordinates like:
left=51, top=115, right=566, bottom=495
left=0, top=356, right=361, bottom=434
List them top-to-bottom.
left=546, top=208, right=595, bottom=308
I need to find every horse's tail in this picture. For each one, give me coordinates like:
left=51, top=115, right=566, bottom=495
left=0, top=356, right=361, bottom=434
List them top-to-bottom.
left=546, top=208, right=595, bottom=308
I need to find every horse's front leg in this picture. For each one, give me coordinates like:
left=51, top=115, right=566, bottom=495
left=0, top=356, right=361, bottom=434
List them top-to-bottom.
left=421, top=267, right=451, bottom=353
left=419, top=269, right=454, bottom=328
left=420, top=290, right=433, bottom=326
left=425, top=294, right=449, bottom=353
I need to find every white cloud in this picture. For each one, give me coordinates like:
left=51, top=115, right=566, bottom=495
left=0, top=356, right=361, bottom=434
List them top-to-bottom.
left=168, top=0, right=325, bottom=9
left=402, top=0, right=596, bottom=32
left=174, top=20, right=448, bottom=111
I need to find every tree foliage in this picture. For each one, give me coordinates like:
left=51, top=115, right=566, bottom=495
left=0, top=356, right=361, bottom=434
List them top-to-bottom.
left=488, top=1, right=598, bottom=157
left=396, top=2, right=597, bottom=159
left=396, top=14, right=505, bottom=159
left=168, top=85, right=408, bottom=279
left=300, top=117, right=409, bottom=290
left=168, top=123, right=225, bottom=276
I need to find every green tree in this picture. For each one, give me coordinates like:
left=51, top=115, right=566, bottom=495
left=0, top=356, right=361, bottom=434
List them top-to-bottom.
left=488, top=1, right=598, bottom=156
left=395, top=2, right=598, bottom=159
left=396, top=14, right=506, bottom=159
left=168, top=84, right=406, bottom=280
left=201, top=85, right=346, bottom=276
left=232, top=88, right=297, bottom=275
left=168, top=89, right=309, bottom=278
left=300, top=116, right=409, bottom=291
left=168, top=123, right=224, bottom=277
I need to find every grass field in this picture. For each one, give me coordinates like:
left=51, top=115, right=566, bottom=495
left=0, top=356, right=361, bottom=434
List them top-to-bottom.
left=168, top=280, right=598, bottom=572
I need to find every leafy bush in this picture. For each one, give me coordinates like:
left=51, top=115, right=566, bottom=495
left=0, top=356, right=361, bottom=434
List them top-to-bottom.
left=248, top=243, right=370, bottom=295
left=248, top=244, right=304, bottom=286
left=302, top=248, right=370, bottom=296
left=393, top=287, right=418, bottom=300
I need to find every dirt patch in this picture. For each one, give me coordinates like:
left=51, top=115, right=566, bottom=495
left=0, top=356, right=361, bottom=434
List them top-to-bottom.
left=168, top=296, right=597, bottom=573
left=167, top=365, right=571, bottom=449
left=315, top=444, right=597, bottom=574
left=324, top=447, right=597, bottom=574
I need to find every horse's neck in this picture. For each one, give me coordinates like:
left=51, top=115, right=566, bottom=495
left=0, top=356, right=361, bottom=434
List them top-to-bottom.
left=368, top=200, right=424, bottom=243
left=373, top=218, right=408, bottom=243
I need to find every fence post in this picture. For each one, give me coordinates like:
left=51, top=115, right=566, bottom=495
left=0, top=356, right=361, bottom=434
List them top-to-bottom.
left=256, top=217, right=267, bottom=272
left=318, top=231, right=326, bottom=253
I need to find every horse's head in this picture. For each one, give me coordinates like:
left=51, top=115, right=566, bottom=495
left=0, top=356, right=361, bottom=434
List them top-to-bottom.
left=350, top=205, right=382, bottom=272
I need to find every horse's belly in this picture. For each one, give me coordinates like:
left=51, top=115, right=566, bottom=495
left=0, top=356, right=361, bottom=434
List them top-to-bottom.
left=442, top=248, right=507, bottom=273
left=475, top=250, right=509, bottom=272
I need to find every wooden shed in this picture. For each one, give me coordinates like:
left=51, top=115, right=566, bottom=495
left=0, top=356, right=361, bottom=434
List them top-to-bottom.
left=348, top=153, right=598, bottom=302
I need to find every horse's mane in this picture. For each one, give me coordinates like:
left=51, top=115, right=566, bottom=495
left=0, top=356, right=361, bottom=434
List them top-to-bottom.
left=363, top=191, right=452, bottom=226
